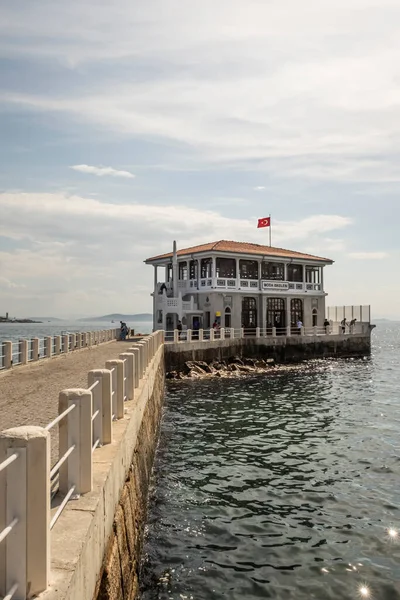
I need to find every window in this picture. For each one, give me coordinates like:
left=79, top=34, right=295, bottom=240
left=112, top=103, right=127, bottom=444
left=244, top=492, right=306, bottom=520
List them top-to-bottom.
left=216, top=257, right=236, bottom=278
left=201, top=258, right=212, bottom=278
left=189, top=260, right=198, bottom=280
left=239, top=260, right=259, bottom=280
left=178, top=261, right=188, bottom=280
left=261, top=262, right=284, bottom=280
left=167, top=263, right=172, bottom=282
left=287, top=264, right=303, bottom=282
left=306, top=266, right=321, bottom=284
left=242, top=297, right=257, bottom=328
left=266, top=298, right=286, bottom=330
left=290, top=299, right=303, bottom=326
left=224, top=307, right=232, bottom=328
left=312, top=308, right=318, bottom=327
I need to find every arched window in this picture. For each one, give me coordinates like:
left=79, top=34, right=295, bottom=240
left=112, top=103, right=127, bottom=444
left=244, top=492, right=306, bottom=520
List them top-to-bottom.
left=242, top=297, right=257, bottom=328
left=266, top=298, right=286, bottom=330
left=290, top=299, right=303, bottom=326
left=224, top=306, right=232, bottom=328
left=312, top=308, right=318, bottom=327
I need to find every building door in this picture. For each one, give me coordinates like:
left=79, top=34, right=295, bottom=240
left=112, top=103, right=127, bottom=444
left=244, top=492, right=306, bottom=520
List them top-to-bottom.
left=241, top=297, right=257, bottom=334
left=266, top=298, right=285, bottom=334
left=291, top=299, right=303, bottom=332
left=224, top=307, right=231, bottom=328
left=312, top=309, right=318, bottom=327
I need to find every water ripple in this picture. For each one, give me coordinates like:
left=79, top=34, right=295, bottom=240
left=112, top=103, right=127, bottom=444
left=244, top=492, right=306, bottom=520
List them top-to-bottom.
left=140, top=325, right=400, bottom=600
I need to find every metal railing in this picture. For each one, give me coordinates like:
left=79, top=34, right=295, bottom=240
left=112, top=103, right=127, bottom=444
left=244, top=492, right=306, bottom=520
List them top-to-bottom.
left=0, top=328, right=120, bottom=372
left=0, top=329, right=164, bottom=599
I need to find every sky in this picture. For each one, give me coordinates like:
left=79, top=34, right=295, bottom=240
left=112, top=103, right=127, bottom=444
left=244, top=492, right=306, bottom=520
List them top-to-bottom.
left=0, top=0, right=399, bottom=319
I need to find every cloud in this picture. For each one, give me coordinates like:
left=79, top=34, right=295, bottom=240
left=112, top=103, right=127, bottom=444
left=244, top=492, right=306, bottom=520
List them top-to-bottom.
left=70, top=165, right=135, bottom=179
left=253, top=186, right=266, bottom=191
left=0, top=191, right=352, bottom=315
left=348, top=251, right=388, bottom=260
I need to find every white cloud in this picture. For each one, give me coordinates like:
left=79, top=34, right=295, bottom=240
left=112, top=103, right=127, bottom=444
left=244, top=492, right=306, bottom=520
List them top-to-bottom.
left=70, top=164, right=135, bottom=179
left=253, top=186, right=266, bottom=191
left=0, top=191, right=352, bottom=315
left=348, top=251, right=388, bottom=260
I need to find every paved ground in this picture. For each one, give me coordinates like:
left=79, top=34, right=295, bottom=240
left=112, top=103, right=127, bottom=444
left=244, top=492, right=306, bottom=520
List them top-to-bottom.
left=0, top=340, right=136, bottom=464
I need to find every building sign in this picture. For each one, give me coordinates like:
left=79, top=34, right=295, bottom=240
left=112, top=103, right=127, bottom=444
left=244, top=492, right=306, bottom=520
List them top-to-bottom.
left=262, top=281, right=290, bottom=291
left=204, top=296, right=211, bottom=308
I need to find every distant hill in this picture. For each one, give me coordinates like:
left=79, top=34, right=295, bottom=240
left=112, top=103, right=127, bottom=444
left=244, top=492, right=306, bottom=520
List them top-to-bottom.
left=78, top=313, right=152, bottom=322
left=27, top=317, right=65, bottom=321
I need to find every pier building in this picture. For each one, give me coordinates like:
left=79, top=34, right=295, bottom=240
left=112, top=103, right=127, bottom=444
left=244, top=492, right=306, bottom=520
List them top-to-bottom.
left=145, top=240, right=333, bottom=333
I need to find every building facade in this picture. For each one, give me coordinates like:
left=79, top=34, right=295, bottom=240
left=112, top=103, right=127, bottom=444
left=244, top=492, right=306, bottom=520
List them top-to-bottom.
left=145, top=240, right=333, bottom=333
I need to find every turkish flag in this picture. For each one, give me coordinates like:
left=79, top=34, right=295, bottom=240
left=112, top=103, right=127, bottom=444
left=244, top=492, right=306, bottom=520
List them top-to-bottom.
left=257, top=217, right=271, bottom=228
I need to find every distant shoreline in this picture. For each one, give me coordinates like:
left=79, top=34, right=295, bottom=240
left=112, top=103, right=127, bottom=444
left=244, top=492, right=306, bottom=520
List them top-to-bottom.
left=0, top=319, right=42, bottom=324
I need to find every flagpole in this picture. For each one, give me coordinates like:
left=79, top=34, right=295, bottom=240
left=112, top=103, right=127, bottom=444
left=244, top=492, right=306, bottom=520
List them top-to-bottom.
left=269, top=214, right=272, bottom=247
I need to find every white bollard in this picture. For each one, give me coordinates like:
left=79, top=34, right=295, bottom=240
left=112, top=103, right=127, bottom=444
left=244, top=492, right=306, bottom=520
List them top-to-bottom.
left=286, top=325, right=291, bottom=337
left=301, top=326, right=305, bottom=336
left=313, top=326, right=318, bottom=336
left=220, top=327, right=225, bottom=340
left=230, top=327, right=235, bottom=339
left=256, top=327, right=260, bottom=338
left=272, top=327, right=277, bottom=337
left=240, top=328, right=245, bottom=339
left=173, top=329, right=179, bottom=344
left=187, top=329, right=192, bottom=343
left=199, top=329, right=204, bottom=342
left=210, top=329, right=215, bottom=341
left=62, top=334, right=69, bottom=354
left=75, top=334, right=81, bottom=350
left=54, top=335, right=61, bottom=354
left=45, top=336, right=52, bottom=358
left=32, top=338, right=40, bottom=361
left=19, top=340, right=28, bottom=365
left=2, top=342, right=12, bottom=369
left=127, top=348, right=140, bottom=388
left=119, top=353, right=135, bottom=401
left=105, top=360, right=124, bottom=419
left=87, top=370, right=112, bottom=445
left=58, top=389, right=93, bottom=495
left=0, top=426, right=50, bottom=597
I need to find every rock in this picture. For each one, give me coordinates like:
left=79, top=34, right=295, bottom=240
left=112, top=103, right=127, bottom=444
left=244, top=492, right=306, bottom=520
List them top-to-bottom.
left=229, top=356, right=244, bottom=365
left=243, top=358, right=257, bottom=367
left=195, top=360, right=213, bottom=373
left=237, top=365, right=253, bottom=372
left=166, top=371, right=178, bottom=379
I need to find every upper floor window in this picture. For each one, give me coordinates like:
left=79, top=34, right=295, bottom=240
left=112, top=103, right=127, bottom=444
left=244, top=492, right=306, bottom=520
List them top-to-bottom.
left=216, top=257, right=236, bottom=278
left=201, top=258, right=212, bottom=278
left=239, top=259, right=259, bottom=280
left=189, top=260, right=198, bottom=280
left=178, top=261, right=188, bottom=280
left=261, top=262, right=284, bottom=281
left=287, top=264, right=303, bottom=282
left=306, top=266, right=321, bottom=284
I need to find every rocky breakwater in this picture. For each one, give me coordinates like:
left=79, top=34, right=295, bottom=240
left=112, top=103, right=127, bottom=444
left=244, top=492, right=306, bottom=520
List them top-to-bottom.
left=166, top=356, right=276, bottom=379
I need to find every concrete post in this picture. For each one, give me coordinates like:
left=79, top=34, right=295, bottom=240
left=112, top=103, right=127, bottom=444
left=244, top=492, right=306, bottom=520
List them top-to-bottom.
left=286, top=325, right=291, bottom=337
left=300, top=326, right=305, bottom=336
left=313, top=326, right=318, bottom=336
left=220, top=327, right=225, bottom=340
left=230, top=327, right=235, bottom=339
left=256, top=327, right=260, bottom=338
left=272, top=327, right=277, bottom=337
left=210, top=328, right=215, bottom=341
left=240, top=328, right=244, bottom=339
left=174, top=329, right=179, bottom=343
left=187, top=329, right=192, bottom=343
left=199, top=329, right=204, bottom=341
left=70, top=333, right=76, bottom=350
left=75, top=333, right=81, bottom=350
left=62, top=334, right=69, bottom=353
left=45, top=336, right=52, bottom=358
left=54, top=336, right=61, bottom=355
left=32, top=338, right=40, bottom=361
left=19, top=340, right=28, bottom=365
left=2, top=342, right=12, bottom=369
left=138, top=342, right=146, bottom=374
left=127, top=348, right=140, bottom=388
left=119, top=353, right=134, bottom=401
left=105, top=360, right=124, bottom=420
left=87, top=370, right=112, bottom=445
left=59, top=389, right=93, bottom=495
left=0, top=426, right=50, bottom=598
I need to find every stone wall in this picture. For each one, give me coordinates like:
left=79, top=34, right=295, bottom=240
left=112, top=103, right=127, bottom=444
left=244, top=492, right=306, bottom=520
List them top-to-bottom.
left=165, top=333, right=371, bottom=372
left=94, top=355, right=165, bottom=600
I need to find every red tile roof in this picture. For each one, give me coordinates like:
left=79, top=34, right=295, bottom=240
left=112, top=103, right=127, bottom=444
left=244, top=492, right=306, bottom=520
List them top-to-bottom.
left=145, top=240, right=333, bottom=263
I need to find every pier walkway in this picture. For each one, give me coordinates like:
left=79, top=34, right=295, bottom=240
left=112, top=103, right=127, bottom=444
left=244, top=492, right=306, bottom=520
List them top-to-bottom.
left=0, top=340, right=132, bottom=464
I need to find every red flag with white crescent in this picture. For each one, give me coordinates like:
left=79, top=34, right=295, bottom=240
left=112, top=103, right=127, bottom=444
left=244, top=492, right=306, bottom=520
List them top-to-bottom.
left=257, top=217, right=271, bottom=228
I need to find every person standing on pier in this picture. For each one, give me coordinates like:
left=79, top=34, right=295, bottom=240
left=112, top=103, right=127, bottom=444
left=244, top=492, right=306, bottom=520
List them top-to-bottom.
left=341, top=317, right=347, bottom=334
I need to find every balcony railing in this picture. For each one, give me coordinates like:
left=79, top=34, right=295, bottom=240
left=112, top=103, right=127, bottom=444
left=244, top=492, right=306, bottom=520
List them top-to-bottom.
left=158, top=279, right=323, bottom=293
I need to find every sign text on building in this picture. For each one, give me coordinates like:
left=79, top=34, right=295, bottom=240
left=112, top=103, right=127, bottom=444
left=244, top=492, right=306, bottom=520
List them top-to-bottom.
left=262, top=281, right=290, bottom=291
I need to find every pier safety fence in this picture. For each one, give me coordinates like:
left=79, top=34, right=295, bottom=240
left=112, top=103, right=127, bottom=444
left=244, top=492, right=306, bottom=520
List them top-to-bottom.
left=163, top=322, right=371, bottom=343
left=0, top=328, right=120, bottom=372
left=0, top=330, right=164, bottom=600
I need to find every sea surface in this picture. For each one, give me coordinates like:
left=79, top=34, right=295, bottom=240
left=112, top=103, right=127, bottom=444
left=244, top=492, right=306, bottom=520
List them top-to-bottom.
left=0, top=320, right=152, bottom=346
left=141, top=322, right=400, bottom=600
